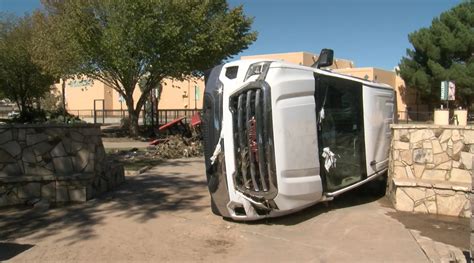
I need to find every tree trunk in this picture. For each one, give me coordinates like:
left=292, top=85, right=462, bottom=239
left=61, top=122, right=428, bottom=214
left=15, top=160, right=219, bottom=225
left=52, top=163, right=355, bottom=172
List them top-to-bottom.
left=61, top=78, right=66, bottom=122
left=123, top=80, right=159, bottom=137
left=125, top=97, right=139, bottom=137
left=20, top=100, right=27, bottom=116
left=129, top=110, right=140, bottom=137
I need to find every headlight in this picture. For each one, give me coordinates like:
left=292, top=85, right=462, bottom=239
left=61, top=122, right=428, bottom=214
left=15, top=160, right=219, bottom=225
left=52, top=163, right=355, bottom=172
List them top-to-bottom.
left=244, top=61, right=272, bottom=81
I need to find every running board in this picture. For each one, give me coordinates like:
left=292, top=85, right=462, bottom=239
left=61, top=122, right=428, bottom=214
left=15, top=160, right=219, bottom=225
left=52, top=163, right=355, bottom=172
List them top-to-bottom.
left=324, top=168, right=387, bottom=198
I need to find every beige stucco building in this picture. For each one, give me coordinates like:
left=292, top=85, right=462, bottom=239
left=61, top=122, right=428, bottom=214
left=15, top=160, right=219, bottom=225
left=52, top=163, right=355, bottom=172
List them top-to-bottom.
left=56, top=51, right=411, bottom=117
left=241, top=51, right=355, bottom=69
left=57, top=76, right=204, bottom=115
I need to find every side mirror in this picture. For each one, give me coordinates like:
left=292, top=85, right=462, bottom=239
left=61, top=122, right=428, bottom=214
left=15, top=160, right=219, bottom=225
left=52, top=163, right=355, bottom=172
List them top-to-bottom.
left=312, top=49, right=334, bottom=68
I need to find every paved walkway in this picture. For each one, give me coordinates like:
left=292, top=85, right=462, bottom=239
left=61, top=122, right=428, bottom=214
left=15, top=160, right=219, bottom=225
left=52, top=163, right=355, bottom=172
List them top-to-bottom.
left=102, top=140, right=150, bottom=149
left=0, top=158, right=469, bottom=262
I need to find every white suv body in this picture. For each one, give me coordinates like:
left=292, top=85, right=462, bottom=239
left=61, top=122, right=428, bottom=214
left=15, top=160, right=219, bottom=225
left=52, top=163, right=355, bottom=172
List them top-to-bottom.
left=203, top=59, right=395, bottom=221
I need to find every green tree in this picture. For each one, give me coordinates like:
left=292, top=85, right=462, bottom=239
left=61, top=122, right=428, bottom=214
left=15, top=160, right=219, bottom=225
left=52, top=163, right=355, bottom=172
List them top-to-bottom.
left=33, top=0, right=257, bottom=136
left=398, top=1, right=474, bottom=108
left=0, top=14, right=55, bottom=116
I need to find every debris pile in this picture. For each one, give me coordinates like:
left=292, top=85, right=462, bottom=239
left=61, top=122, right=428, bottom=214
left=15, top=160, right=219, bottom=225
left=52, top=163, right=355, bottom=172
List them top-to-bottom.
left=108, top=135, right=203, bottom=164
left=151, top=135, right=203, bottom=159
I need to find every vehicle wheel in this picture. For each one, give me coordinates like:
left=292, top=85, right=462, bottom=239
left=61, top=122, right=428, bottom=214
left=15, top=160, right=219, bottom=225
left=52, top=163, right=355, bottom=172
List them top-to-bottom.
left=365, top=174, right=387, bottom=197
left=210, top=197, right=221, bottom=216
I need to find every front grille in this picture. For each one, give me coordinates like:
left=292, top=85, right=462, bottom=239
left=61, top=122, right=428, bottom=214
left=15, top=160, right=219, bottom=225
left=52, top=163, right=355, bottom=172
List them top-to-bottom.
left=230, top=82, right=277, bottom=199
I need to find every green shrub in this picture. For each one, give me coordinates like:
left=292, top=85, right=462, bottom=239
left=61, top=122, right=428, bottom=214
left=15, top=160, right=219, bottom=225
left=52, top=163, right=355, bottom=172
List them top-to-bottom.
left=10, top=108, right=84, bottom=124
left=45, top=108, right=84, bottom=124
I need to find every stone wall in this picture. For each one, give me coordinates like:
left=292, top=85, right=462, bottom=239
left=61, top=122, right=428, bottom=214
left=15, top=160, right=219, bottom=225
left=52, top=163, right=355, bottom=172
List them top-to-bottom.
left=0, top=124, right=124, bottom=206
left=388, top=124, right=473, bottom=218
left=472, top=175, right=474, bottom=257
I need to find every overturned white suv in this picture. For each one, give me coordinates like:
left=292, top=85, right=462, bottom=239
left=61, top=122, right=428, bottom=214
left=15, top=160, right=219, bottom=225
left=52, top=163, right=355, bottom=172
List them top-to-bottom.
left=202, top=49, right=395, bottom=221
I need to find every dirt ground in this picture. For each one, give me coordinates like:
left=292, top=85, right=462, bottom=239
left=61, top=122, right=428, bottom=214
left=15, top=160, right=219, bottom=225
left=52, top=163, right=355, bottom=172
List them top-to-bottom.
left=0, top=158, right=469, bottom=262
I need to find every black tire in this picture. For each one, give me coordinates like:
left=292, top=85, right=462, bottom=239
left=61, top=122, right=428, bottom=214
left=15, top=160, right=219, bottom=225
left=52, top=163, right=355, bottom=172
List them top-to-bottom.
left=207, top=167, right=219, bottom=193
left=365, top=173, right=388, bottom=197
left=210, top=197, right=221, bottom=216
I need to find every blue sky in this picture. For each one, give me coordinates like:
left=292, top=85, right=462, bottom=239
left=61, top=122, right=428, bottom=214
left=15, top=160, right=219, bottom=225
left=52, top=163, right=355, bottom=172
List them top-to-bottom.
left=1, top=0, right=462, bottom=70
left=228, top=0, right=461, bottom=69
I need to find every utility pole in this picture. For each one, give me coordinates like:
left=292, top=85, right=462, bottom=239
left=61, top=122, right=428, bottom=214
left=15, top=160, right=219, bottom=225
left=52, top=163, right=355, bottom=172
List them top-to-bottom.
left=61, top=78, right=66, bottom=122
left=194, top=85, right=198, bottom=110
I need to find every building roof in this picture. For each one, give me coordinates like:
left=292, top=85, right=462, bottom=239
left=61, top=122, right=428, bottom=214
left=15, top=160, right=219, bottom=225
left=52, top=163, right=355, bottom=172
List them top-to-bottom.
left=241, top=51, right=354, bottom=69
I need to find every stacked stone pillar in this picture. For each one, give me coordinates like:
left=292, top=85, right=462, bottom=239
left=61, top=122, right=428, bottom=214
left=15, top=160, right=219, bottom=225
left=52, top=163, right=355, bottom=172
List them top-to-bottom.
left=388, top=124, right=473, bottom=218
left=471, top=157, right=474, bottom=257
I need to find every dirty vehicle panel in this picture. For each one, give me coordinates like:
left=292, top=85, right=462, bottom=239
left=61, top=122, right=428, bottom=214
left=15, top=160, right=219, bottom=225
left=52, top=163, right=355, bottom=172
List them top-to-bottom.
left=203, top=59, right=395, bottom=221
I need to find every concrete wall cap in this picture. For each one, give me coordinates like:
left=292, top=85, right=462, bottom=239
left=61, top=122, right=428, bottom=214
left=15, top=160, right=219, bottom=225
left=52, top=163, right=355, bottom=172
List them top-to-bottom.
left=0, top=123, right=101, bottom=129
left=391, top=124, right=474, bottom=130
left=0, top=173, right=95, bottom=183
left=392, top=178, right=472, bottom=192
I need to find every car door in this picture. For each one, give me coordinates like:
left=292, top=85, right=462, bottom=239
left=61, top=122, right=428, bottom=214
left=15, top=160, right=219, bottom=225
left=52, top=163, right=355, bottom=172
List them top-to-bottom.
left=314, top=74, right=368, bottom=192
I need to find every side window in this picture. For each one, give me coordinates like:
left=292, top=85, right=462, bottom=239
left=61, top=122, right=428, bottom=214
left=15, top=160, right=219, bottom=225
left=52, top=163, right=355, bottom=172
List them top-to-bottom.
left=316, top=75, right=366, bottom=191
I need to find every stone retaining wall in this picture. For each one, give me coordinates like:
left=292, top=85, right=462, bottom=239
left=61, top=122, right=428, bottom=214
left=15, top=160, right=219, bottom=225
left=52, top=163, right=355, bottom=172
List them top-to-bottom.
left=0, top=124, right=124, bottom=206
left=388, top=124, right=473, bottom=218
left=472, top=176, right=474, bottom=257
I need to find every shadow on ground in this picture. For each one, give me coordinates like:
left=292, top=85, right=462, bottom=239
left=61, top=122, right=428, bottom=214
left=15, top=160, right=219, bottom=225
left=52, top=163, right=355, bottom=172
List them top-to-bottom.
left=0, top=158, right=208, bottom=245
left=247, top=184, right=387, bottom=226
left=0, top=242, right=34, bottom=261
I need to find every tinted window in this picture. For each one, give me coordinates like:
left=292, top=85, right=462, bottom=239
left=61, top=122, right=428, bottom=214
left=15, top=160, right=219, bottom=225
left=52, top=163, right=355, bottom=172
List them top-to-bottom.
left=225, top=66, right=238, bottom=79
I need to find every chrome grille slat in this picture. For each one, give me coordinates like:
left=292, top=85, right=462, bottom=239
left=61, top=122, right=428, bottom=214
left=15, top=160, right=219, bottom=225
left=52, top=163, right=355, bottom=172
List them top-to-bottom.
left=263, top=85, right=276, bottom=191
left=255, top=89, right=268, bottom=191
left=246, top=90, right=259, bottom=191
left=237, top=94, right=250, bottom=189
